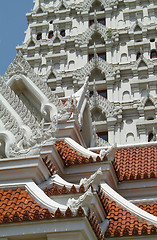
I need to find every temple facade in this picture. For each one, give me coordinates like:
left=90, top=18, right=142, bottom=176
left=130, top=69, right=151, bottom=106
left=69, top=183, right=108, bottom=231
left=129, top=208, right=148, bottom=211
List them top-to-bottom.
left=1, top=0, right=157, bottom=239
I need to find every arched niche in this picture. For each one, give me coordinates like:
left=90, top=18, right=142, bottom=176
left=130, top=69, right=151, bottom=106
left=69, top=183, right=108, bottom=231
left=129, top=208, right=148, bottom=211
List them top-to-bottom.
left=89, top=0, right=104, bottom=12
left=59, top=4, right=66, bottom=10
left=36, top=8, right=43, bottom=14
left=118, top=20, right=124, bottom=28
left=134, top=25, right=142, bottom=32
left=89, top=32, right=105, bottom=46
left=53, top=37, right=60, bottom=43
left=28, top=40, right=35, bottom=47
left=120, top=53, right=127, bottom=62
left=68, top=60, right=75, bottom=70
left=138, top=60, right=147, bottom=68
left=88, top=68, right=106, bottom=82
left=48, top=72, right=56, bottom=82
left=122, top=91, right=131, bottom=101
left=145, top=99, right=154, bottom=107
left=91, top=107, right=106, bottom=121
left=147, top=116, right=154, bottom=120
left=148, top=131, right=156, bottom=142
left=126, top=133, right=135, bottom=144
left=0, top=138, right=6, bottom=158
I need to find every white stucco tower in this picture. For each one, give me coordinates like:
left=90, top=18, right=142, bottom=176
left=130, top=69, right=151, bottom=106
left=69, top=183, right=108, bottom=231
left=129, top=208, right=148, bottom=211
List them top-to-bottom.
left=16, top=0, right=157, bottom=147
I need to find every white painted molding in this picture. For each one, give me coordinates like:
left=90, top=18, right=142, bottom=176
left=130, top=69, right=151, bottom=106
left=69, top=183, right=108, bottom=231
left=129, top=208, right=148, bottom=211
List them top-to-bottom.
left=64, top=137, right=98, bottom=159
left=117, top=140, right=157, bottom=149
left=39, top=174, right=80, bottom=190
left=0, top=180, right=68, bottom=212
left=101, top=183, right=157, bottom=226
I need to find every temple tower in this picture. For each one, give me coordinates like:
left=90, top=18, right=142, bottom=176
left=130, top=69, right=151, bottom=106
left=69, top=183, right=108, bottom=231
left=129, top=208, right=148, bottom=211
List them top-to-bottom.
left=16, top=0, right=157, bottom=147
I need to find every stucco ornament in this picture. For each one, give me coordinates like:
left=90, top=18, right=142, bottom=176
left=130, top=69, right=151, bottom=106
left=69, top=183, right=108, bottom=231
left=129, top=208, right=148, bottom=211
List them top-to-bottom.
left=76, top=0, right=120, bottom=11
left=76, top=17, right=116, bottom=45
left=4, top=51, right=58, bottom=106
left=4, top=51, right=73, bottom=122
left=73, top=55, right=117, bottom=83
left=0, top=77, right=40, bottom=135
left=89, top=87, right=122, bottom=118
left=57, top=97, right=73, bottom=122
left=8, top=120, right=56, bottom=157
left=95, top=135, right=111, bottom=147
left=80, top=167, right=103, bottom=191
left=67, top=187, right=93, bottom=215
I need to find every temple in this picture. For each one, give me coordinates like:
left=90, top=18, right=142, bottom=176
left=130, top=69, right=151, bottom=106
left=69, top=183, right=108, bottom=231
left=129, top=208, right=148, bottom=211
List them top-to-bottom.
left=1, top=0, right=157, bottom=239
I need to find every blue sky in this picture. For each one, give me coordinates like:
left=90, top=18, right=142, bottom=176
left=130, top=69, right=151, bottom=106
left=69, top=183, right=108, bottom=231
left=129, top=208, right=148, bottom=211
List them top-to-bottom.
left=0, top=1, right=34, bottom=76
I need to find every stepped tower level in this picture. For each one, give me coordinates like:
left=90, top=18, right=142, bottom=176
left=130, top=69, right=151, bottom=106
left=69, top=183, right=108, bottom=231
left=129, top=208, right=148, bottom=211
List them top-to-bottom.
left=16, top=0, right=157, bottom=147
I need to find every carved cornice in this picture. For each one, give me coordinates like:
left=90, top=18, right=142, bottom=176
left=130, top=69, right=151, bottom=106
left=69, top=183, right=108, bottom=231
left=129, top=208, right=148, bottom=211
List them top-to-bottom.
left=55, top=0, right=70, bottom=11
left=76, top=0, right=120, bottom=12
left=75, top=23, right=116, bottom=45
left=4, top=51, right=59, bottom=106
left=134, top=55, right=153, bottom=69
left=73, top=56, right=117, bottom=82
left=0, top=77, right=40, bottom=135
left=89, top=91, right=122, bottom=118
left=138, top=94, right=157, bottom=110
left=0, top=100, right=24, bottom=143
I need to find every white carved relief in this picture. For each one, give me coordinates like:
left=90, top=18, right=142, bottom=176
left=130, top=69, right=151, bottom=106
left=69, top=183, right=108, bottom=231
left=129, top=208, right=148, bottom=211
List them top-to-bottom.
left=55, top=0, right=69, bottom=11
left=76, top=0, right=120, bottom=12
left=130, top=21, right=143, bottom=32
left=75, top=23, right=116, bottom=45
left=4, top=51, right=73, bottom=123
left=4, top=51, right=56, bottom=105
left=134, top=55, right=152, bottom=69
left=73, top=56, right=117, bottom=82
left=0, top=77, right=40, bottom=135
left=89, top=90, right=122, bottom=118
left=140, top=94, right=157, bottom=109
left=80, top=167, right=103, bottom=190
left=67, top=187, right=93, bottom=214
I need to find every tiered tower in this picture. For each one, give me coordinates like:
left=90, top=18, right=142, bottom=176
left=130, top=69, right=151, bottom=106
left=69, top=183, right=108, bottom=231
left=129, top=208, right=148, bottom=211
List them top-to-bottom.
left=16, top=0, right=157, bottom=147
left=1, top=1, right=157, bottom=239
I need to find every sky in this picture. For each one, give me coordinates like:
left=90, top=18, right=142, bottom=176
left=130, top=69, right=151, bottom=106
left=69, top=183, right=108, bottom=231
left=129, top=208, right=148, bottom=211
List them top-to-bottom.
left=0, top=1, right=34, bottom=76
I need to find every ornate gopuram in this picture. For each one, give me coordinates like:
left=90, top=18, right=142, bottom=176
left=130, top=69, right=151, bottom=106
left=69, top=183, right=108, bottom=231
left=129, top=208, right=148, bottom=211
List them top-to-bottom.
left=1, top=0, right=157, bottom=239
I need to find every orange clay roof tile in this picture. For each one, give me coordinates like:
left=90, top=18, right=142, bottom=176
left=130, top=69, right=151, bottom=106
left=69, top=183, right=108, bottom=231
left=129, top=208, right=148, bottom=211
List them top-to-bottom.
left=55, top=141, right=105, bottom=167
left=113, top=145, right=157, bottom=181
left=44, top=184, right=85, bottom=196
left=0, top=187, right=105, bottom=240
left=0, top=188, right=88, bottom=224
left=98, top=189, right=157, bottom=238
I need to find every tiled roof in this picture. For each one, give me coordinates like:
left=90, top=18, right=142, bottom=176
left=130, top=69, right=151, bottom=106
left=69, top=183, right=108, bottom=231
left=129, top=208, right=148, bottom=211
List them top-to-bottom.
left=55, top=141, right=103, bottom=167
left=113, top=145, right=157, bottom=181
left=42, top=155, right=56, bottom=175
left=44, top=184, right=85, bottom=196
left=0, top=187, right=105, bottom=240
left=0, top=188, right=85, bottom=224
left=0, top=188, right=54, bottom=223
left=98, top=189, right=157, bottom=238
left=138, top=202, right=157, bottom=216
left=88, top=211, right=105, bottom=240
